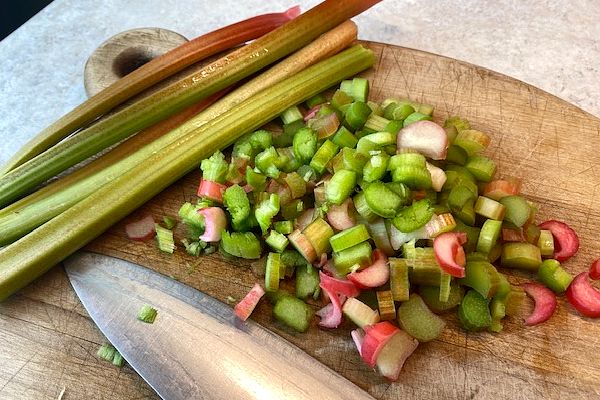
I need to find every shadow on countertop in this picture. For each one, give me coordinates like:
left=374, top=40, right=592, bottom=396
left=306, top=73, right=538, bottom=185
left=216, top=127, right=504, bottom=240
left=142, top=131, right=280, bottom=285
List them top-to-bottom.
left=1, top=0, right=54, bottom=41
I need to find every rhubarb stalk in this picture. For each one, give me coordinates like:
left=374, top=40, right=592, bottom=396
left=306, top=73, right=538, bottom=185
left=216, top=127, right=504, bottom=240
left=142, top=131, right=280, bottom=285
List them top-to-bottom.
left=0, top=0, right=380, bottom=207
left=0, top=7, right=300, bottom=176
left=0, top=20, right=358, bottom=246
left=0, top=44, right=376, bottom=300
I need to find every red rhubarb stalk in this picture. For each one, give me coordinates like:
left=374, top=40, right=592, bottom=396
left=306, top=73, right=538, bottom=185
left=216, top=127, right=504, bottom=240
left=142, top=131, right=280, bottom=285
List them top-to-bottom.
left=397, top=121, right=448, bottom=160
left=197, top=180, right=227, bottom=203
left=326, top=199, right=356, bottom=231
left=198, top=207, right=227, bottom=242
left=125, top=215, right=156, bottom=241
left=538, top=220, right=579, bottom=262
left=433, top=232, right=467, bottom=278
left=348, top=249, right=389, bottom=289
left=589, top=259, right=600, bottom=280
left=319, top=271, right=361, bottom=297
left=565, top=272, right=600, bottom=318
left=522, top=282, right=557, bottom=325
left=234, top=283, right=266, bottom=321
left=360, top=321, right=398, bottom=368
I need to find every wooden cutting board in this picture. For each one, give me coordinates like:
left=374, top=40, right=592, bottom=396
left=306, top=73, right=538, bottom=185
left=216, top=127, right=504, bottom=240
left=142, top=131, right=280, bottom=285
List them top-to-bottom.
left=2, top=41, right=600, bottom=400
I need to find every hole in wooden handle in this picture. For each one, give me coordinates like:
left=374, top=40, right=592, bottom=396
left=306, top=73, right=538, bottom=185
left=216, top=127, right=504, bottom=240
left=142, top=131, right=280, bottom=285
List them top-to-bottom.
left=84, top=28, right=188, bottom=98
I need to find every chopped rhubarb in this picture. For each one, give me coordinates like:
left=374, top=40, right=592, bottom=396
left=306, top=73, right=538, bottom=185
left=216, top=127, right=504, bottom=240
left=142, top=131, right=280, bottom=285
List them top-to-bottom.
left=303, top=105, right=322, bottom=122
left=311, top=112, right=340, bottom=139
left=397, top=120, right=448, bottom=160
left=425, top=162, right=447, bottom=192
left=483, top=178, right=521, bottom=201
left=197, top=179, right=227, bottom=203
left=326, top=198, right=356, bottom=231
left=198, top=207, right=227, bottom=242
left=295, top=208, right=316, bottom=231
left=125, top=215, right=156, bottom=241
left=538, top=220, right=579, bottom=262
left=502, top=228, right=525, bottom=242
left=288, top=229, right=317, bottom=263
left=433, top=232, right=467, bottom=278
left=347, top=249, right=389, bottom=289
left=590, top=259, right=600, bottom=280
left=319, top=271, right=360, bottom=297
left=565, top=272, right=600, bottom=318
left=522, top=282, right=557, bottom=325
left=234, top=283, right=265, bottom=321
left=316, top=286, right=345, bottom=328
left=342, top=297, right=380, bottom=328
left=360, top=321, right=398, bottom=368
left=350, top=328, right=365, bottom=355
left=375, top=328, right=418, bottom=381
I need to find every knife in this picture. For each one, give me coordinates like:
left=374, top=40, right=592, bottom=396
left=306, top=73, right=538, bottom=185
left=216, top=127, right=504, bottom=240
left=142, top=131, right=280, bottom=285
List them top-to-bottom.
left=64, top=251, right=375, bottom=400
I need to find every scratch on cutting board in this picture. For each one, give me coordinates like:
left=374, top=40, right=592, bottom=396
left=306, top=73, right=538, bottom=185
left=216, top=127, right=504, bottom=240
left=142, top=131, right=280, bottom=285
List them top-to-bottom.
left=0, top=350, right=38, bottom=393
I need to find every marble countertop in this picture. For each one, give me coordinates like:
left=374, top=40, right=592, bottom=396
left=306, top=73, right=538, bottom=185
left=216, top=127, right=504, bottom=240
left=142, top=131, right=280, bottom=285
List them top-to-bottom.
left=0, top=0, right=599, bottom=167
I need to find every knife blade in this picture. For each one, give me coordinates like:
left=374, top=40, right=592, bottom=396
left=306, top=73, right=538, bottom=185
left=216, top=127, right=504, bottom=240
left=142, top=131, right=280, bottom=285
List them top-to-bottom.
left=64, top=251, right=375, bottom=400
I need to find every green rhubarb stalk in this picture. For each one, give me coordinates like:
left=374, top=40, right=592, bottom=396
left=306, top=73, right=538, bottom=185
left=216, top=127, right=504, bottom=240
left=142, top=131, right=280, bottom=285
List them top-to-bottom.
left=0, top=0, right=379, bottom=207
left=0, top=9, right=300, bottom=177
left=0, top=21, right=359, bottom=246
left=0, top=44, right=376, bottom=300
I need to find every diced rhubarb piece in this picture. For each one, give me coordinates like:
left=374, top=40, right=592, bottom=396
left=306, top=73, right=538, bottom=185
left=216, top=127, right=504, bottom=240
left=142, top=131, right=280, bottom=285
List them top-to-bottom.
left=397, top=121, right=448, bottom=160
left=425, top=162, right=447, bottom=192
left=483, top=178, right=521, bottom=201
left=197, top=179, right=227, bottom=203
left=326, top=198, right=356, bottom=231
left=198, top=207, right=227, bottom=242
left=296, top=208, right=316, bottom=231
left=125, top=215, right=156, bottom=241
left=538, top=220, right=579, bottom=262
left=289, top=229, right=317, bottom=263
left=433, top=232, right=467, bottom=278
left=347, top=249, right=389, bottom=289
left=319, top=271, right=360, bottom=297
left=565, top=272, right=600, bottom=318
left=522, top=282, right=557, bottom=325
left=234, top=283, right=265, bottom=321
left=316, top=286, right=345, bottom=328
left=342, top=297, right=380, bottom=328
left=360, top=321, right=398, bottom=368
left=376, top=328, right=418, bottom=381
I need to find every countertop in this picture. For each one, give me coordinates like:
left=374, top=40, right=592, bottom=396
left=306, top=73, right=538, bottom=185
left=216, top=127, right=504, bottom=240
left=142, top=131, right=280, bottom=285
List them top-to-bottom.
left=1, top=1, right=599, bottom=399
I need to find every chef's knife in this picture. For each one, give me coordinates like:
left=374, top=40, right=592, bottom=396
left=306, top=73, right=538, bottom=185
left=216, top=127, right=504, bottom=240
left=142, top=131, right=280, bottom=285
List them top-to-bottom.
left=64, top=251, right=375, bottom=400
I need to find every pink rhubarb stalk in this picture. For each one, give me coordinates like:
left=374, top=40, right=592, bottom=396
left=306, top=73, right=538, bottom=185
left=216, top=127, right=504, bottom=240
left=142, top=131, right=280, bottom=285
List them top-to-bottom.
left=397, top=121, right=448, bottom=160
left=197, top=180, right=227, bottom=203
left=326, top=198, right=356, bottom=230
left=198, top=207, right=227, bottom=242
left=125, top=214, right=156, bottom=241
left=538, top=220, right=579, bottom=262
left=433, top=232, right=467, bottom=278
left=348, top=249, right=389, bottom=289
left=566, top=272, right=600, bottom=318
left=523, top=282, right=557, bottom=325
left=234, top=283, right=266, bottom=321
left=360, top=321, right=398, bottom=368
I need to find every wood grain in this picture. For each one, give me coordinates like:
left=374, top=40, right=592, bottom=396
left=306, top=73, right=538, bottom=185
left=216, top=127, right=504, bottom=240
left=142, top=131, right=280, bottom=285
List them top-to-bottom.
left=2, top=41, right=600, bottom=399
